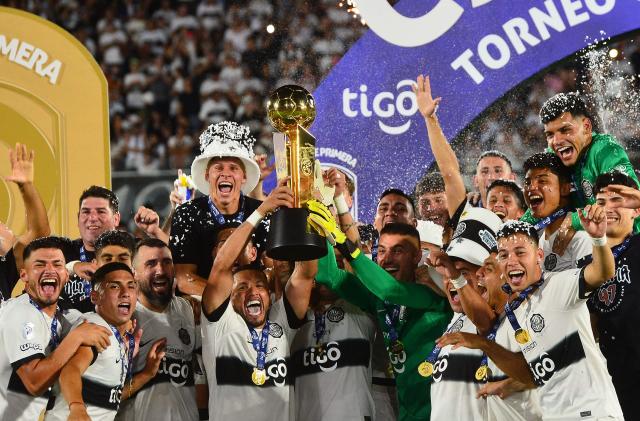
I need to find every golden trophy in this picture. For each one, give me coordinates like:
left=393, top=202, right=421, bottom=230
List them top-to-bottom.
left=266, top=85, right=327, bottom=260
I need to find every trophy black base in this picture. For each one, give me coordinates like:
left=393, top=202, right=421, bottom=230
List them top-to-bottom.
left=266, top=208, right=327, bottom=261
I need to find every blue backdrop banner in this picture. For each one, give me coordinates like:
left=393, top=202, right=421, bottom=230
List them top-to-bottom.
left=307, top=0, right=640, bottom=222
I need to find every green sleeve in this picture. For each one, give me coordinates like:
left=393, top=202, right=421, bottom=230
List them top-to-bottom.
left=592, top=135, right=640, bottom=187
left=520, top=208, right=537, bottom=225
left=316, top=243, right=377, bottom=313
left=350, top=252, right=447, bottom=311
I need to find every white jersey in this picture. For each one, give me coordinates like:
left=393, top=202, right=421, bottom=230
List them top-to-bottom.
left=540, top=229, right=591, bottom=272
left=510, top=269, right=623, bottom=420
left=0, top=294, right=65, bottom=421
left=201, top=296, right=300, bottom=421
left=116, top=297, right=198, bottom=421
left=291, top=300, right=376, bottom=421
left=46, top=312, right=131, bottom=421
left=430, top=313, right=487, bottom=420
left=486, top=316, right=542, bottom=421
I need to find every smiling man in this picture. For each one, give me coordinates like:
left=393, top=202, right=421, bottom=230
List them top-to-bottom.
left=521, top=92, right=640, bottom=232
left=170, top=122, right=265, bottom=297
left=485, top=179, right=526, bottom=222
left=200, top=180, right=316, bottom=421
left=62, top=186, right=122, bottom=312
left=0, top=237, right=112, bottom=421
left=117, top=238, right=200, bottom=421
left=45, top=262, right=165, bottom=421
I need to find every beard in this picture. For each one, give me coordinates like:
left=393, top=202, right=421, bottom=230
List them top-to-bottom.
left=139, top=278, right=173, bottom=308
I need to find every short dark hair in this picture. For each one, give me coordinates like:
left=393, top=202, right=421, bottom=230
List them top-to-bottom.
left=539, top=92, right=598, bottom=130
left=476, top=150, right=513, bottom=172
left=523, top=152, right=571, bottom=183
left=594, top=170, right=639, bottom=195
left=414, top=172, right=445, bottom=196
left=486, top=179, right=527, bottom=211
left=78, top=186, right=119, bottom=214
left=379, top=188, right=416, bottom=214
left=496, top=221, right=539, bottom=246
left=380, top=222, right=420, bottom=244
left=95, top=230, right=136, bottom=256
left=23, top=236, right=72, bottom=262
left=134, top=237, right=170, bottom=256
left=92, top=262, right=134, bottom=287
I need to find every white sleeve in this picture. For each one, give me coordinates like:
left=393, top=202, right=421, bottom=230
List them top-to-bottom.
left=569, top=231, right=593, bottom=267
left=543, top=269, right=586, bottom=309
left=4, top=307, right=49, bottom=367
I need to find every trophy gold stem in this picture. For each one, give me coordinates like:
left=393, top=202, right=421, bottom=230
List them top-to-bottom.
left=288, top=130, right=300, bottom=208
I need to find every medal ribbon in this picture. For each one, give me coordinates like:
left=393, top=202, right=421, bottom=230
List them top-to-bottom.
left=208, top=194, right=245, bottom=226
left=532, top=207, right=571, bottom=232
left=578, top=235, right=634, bottom=267
left=78, top=246, right=92, bottom=300
left=502, top=278, right=544, bottom=339
left=29, top=297, right=60, bottom=349
left=314, top=312, right=326, bottom=346
left=421, top=313, right=466, bottom=367
left=477, top=314, right=505, bottom=381
left=249, top=321, right=271, bottom=371
left=109, top=325, right=135, bottom=384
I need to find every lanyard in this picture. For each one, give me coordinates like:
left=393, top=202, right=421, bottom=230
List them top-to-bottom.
left=208, top=194, right=245, bottom=225
left=532, top=207, right=571, bottom=232
left=611, top=236, right=633, bottom=259
left=78, top=246, right=92, bottom=300
left=502, top=279, right=544, bottom=345
left=29, top=297, right=60, bottom=350
left=314, top=311, right=326, bottom=346
left=417, top=313, right=466, bottom=378
left=476, top=315, right=504, bottom=381
left=249, top=321, right=271, bottom=371
left=109, top=325, right=135, bottom=384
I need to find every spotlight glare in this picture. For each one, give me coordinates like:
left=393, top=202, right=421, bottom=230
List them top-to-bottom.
left=266, top=24, right=275, bottom=34
left=608, top=48, right=619, bottom=59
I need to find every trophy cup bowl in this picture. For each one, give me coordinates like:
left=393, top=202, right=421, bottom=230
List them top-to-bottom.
left=265, top=85, right=327, bottom=261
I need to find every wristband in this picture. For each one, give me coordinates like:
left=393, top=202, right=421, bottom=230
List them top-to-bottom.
left=334, top=195, right=350, bottom=215
left=246, top=210, right=264, bottom=227
left=591, top=235, right=607, bottom=247
left=336, top=240, right=361, bottom=261
left=65, top=260, right=80, bottom=275
left=451, top=274, right=467, bottom=289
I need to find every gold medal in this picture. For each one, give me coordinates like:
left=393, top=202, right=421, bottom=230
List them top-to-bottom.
left=515, top=328, right=531, bottom=344
left=417, top=361, right=434, bottom=378
left=475, top=365, right=488, bottom=381
left=251, top=368, right=266, bottom=386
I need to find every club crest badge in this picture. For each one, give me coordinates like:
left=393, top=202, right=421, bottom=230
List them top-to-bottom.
left=326, top=307, right=344, bottom=323
left=530, top=314, right=545, bottom=333
left=269, top=322, right=283, bottom=338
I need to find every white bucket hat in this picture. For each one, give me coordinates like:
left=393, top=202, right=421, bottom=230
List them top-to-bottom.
left=191, top=121, right=261, bottom=195
left=446, top=207, right=502, bottom=266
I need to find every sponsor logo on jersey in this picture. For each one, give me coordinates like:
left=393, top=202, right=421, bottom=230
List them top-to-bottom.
left=581, top=179, right=593, bottom=199
left=544, top=254, right=558, bottom=271
left=592, top=264, right=631, bottom=313
left=64, top=276, right=88, bottom=302
left=326, top=306, right=345, bottom=323
left=530, top=314, right=545, bottom=333
left=22, top=322, right=34, bottom=340
left=269, top=322, right=283, bottom=338
left=178, top=328, right=191, bottom=345
left=303, top=341, right=342, bottom=372
left=19, top=342, right=43, bottom=352
left=389, top=349, right=406, bottom=374
left=529, top=352, right=556, bottom=385
left=432, top=354, right=449, bottom=383
left=158, top=356, right=192, bottom=387
left=266, top=357, right=288, bottom=387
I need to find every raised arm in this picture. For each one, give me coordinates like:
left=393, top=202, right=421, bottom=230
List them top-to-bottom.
left=414, top=75, right=467, bottom=217
left=6, top=144, right=50, bottom=269
left=324, top=168, right=361, bottom=245
left=202, top=179, right=293, bottom=315
left=579, top=204, right=615, bottom=290
left=134, top=206, right=169, bottom=245
left=285, top=260, right=317, bottom=320
left=60, top=346, right=94, bottom=421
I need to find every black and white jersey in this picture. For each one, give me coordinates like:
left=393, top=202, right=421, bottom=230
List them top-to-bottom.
left=539, top=229, right=591, bottom=272
left=585, top=234, right=640, bottom=417
left=59, top=239, right=95, bottom=313
left=510, top=269, right=623, bottom=420
left=0, top=294, right=64, bottom=421
left=201, top=296, right=302, bottom=421
left=117, top=297, right=199, bottom=421
left=291, top=300, right=376, bottom=421
left=45, top=313, right=131, bottom=421
left=430, top=314, right=486, bottom=420
left=486, top=317, right=542, bottom=421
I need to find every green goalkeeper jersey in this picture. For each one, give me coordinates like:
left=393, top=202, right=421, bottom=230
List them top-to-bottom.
left=521, top=132, right=640, bottom=231
left=316, top=244, right=452, bottom=421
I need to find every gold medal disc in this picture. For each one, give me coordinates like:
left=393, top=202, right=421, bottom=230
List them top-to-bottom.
left=515, top=328, right=531, bottom=344
left=418, top=361, right=434, bottom=378
left=475, top=365, right=488, bottom=381
left=252, top=368, right=266, bottom=386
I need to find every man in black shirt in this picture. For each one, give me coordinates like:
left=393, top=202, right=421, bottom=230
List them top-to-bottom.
left=170, top=121, right=265, bottom=296
left=580, top=171, right=640, bottom=419
left=60, top=186, right=121, bottom=311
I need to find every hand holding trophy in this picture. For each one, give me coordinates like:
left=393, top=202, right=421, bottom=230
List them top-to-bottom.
left=265, top=85, right=328, bottom=260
